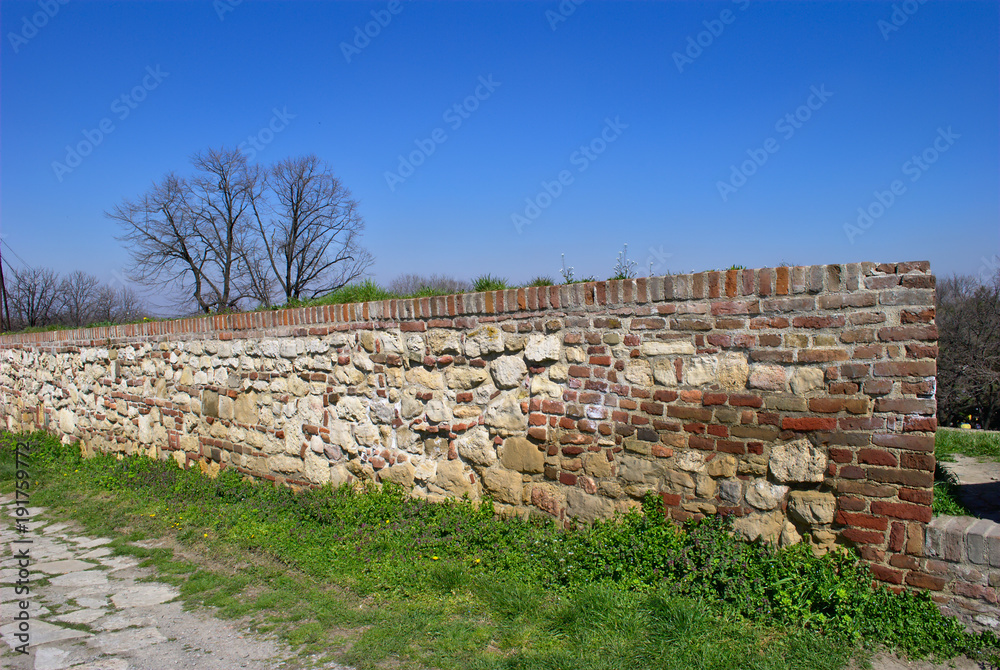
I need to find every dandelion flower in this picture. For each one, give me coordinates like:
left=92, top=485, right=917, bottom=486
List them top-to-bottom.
left=432, top=556, right=439, bottom=561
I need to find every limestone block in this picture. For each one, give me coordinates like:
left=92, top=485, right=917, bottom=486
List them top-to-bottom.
left=465, top=326, right=504, bottom=358
left=427, top=330, right=462, bottom=355
left=524, top=333, right=561, bottom=363
left=640, top=340, right=695, bottom=356
left=717, top=353, right=749, bottom=391
left=492, top=355, right=528, bottom=389
left=684, top=355, right=718, bottom=386
left=650, top=358, right=679, bottom=386
left=623, top=360, right=653, bottom=387
left=548, top=363, right=569, bottom=382
left=749, top=364, right=788, bottom=391
left=406, top=366, right=444, bottom=390
left=447, top=366, right=489, bottom=389
left=790, top=367, right=825, bottom=395
left=530, top=373, right=563, bottom=399
left=202, top=390, right=219, bottom=418
left=484, top=392, right=526, bottom=433
left=218, top=395, right=235, bottom=421
left=337, top=396, right=367, bottom=422
left=425, top=398, right=452, bottom=424
left=58, top=409, right=76, bottom=434
left=456, top=426, right=497, bottom=466
left=500, top=436, right=544, bottom=473
left=424, top=437, right=449, bottom=459
left=769, top=438, right=827, bottom=483
left=675, top=450, right=706, bottom=473
left=304, top=451, right=331, bottom=484
left=582, top=452, right=613, bottom=478
left=706, top=454, right=737, bottom=478
left=270, top=455, right=303, bottom=473
left=433, top=459, right=479, bottom=498
left=380, top=462, right=416, bottom=488
left=481, top=467, right=522, bottom=505
left=662, top=469, right=695, bottom=493
left=695, top=475, right=717, bottom=499
left=717, top=479, right=743, bottom=505
left=745, top=479, right=789, bottom=511
left=529, top=483, right=566, bottom=517
left=565, top=489, right=615, bottom=523
left=787, top=491, right=836, bottom=525
left=733, top=510, right=785, bottom=544
left=781, top=521, right=803, bottom=547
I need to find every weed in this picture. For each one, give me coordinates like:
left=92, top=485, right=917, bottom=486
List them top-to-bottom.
left=472, top=274, right=509, bottom=292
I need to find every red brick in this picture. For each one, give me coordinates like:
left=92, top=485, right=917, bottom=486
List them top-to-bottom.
left=792, top=315, right=846, bottom=329
left=749, top=316, right=789, bottom=329
left=400, top=321, right=426, bottom=332
left=877, top=325, right=938, bottom=341
left=905, top=343, right=938, bottom=359
left=799, top=349, right=850, bottom=363
left=589, top=355, right=612, bottom=366
left=873, top=361, right=935, bottom=377
left=568, top=365, right=590, bottom=378
left=653, top=390, right=678, bottom=402
left=702, top=393, right=728, bottom=406
left=729, top=394, right=763, bottom=408
left=809, top=398, right=847, bottom=413
left=782, top=417, right=836, bottom=431
left=527, top=427, right=547, bottom=441
left=871, top=434, right=934, bottom=452
left=688, top=435, right=715, bottom=450
left=828, top=447, right=854, bottom=463
left=858, top=448, right=897, bottom=466
left=900, top=452, right=934, bottom=471
left=839, top=465, right=865, bottom=479
left=867, top=467, right=933, bottom=487
left=558, top=472, right=577, bottom=486
left=899, top=487, right=932, bottom=505
left=660, top=492, right=681, bottom=507
left=838, top=496, right=866, bottom=511
left=870, top=500, right=932, bottom=522
left=835, top=511, right=888, bottom=531
left=841, top=527, right=885, bottom=545
left=871, top=564, right=905, bottom=585
left=905, top=572, right=946, bottom=591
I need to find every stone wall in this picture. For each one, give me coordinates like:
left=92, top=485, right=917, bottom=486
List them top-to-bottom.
left=0, top=261, right=938, bottom=589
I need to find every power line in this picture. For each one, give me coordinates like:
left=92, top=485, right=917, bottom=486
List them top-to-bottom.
left=0, top=238, right=31, bottom=269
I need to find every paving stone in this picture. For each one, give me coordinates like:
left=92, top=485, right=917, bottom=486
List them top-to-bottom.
left=69, top=538, right=112, bottom=550
left=78, top=547, right=113, bottom=560
left=34, top=560, right=98, bottom=575
left=47, top=571, right=108, bottom=589
left=111, top=584, right=178, bottom=609
left=74, top=596, right=108, bottom=609
left=52, top=608, right=107, bottom=625
left=0, top=619, right=91, bottom=649
left=89, top=626, right=167, bottom=654
left=31, top=645, right=73, bottom=670
left=66, top=659, right=130, bottom=670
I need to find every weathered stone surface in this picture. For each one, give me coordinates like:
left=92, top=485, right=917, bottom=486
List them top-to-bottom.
left=465, top=326, right=504, bottom=357
left=524, top=333, right=561, bottom=362
left=640, top=340, right=695, bottom=356
left=717, top=353, right=749, bottom=391
left=492, top=355, right=527, bottom=389
left=684, top=355, right=718, bottom=386
left=650, top=358, right=679, bottom=386
left=623, top=360, right=653, bottom=386
left=749, top=364, right=788, bottom=391
left=446, top=366, right=489, bottom=389
left=406, top=367, right=444, bottom=390
left=790, top=367, right=825, bottom=395
left=530, top=373, right=563, bottom=399
left=202, top=390, right=219, bottom=417
left=484, top=392, right=526, bottom=432
left=425, top=398, right=452, bottom=423
left=58, top=408, right=76, bottom=434
left=456, top=426, right=497, bottom=466
left=501, top=436, right=544, bottom=473
left=769, top=438, right=827, bottom=483
left=675, top=450, right=706, bottom=472
left=582, top=452, right=613, bottom=477
left=706, top=454, right=737, bottom=478
left=434, top=459, right=479, bottom=498
left=380, top=462, right=416, bottom=488
left=481, top=467, right=522, bottom=505
left=717, top=479, right=743, bottom=505
left=745, top=479, right=789, bottom=510
left=529, top=483, right=566, bottom=517
left=565, top=489, right=615, bottom=522
left=787, top=491, right=836, bottom=524
left=734, top=510, right=785, bottom=544
left=781, top=521, right=803, bottom=547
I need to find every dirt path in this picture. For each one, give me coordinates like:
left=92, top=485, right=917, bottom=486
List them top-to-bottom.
left=939, top=452, right=1000, bottom=523
left=0, top=494, right=350, bottom=670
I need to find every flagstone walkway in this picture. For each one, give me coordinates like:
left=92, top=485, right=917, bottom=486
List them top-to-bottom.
left=0, top=494, right=349, bottom=670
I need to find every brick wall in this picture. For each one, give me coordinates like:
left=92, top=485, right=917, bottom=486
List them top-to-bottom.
left=0, top=261, right=938, bottom=591
left=922, top=515, right=1000, bottom=626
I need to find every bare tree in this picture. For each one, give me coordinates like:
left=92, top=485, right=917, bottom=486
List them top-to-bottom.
left=253, top=155, right=372, bottom=302
left=9, top=267, right=61, bottom=328
left=58, top=270, right=101, bottom=327
left=937, top=273, right=1000, bottom=429
left=92, top=285, right=145, bottom=324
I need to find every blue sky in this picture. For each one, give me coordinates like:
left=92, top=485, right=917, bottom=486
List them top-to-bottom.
left=1, top=0, right=997, bottom=313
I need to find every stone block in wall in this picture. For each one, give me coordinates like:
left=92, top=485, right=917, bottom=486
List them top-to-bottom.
left=501, top=436, right=544, bottom=473
left=769, top=438, right=826, bottom=483
left=788, top=491, right=836, bottom=524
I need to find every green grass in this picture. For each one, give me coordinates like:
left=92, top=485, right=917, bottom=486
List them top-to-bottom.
left=472, top=274, right=510, bottom=292
left=936, top=427, right=1000, bottom=463
left=2, top=431, right=998, bottom=670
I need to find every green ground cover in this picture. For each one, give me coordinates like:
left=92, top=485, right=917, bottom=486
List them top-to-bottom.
left=2, top=431, right=997, bottom=669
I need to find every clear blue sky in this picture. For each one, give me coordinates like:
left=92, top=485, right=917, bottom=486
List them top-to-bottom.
left=1, top=0, right=998, bottom=313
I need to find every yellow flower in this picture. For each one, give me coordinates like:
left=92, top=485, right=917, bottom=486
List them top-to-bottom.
left=149, top=514, right=155, bottom=517
left=203, top=533, right=208, bottom=538
left=432, top=556, right=439, bottom=561
left=474, top=558, right=481, bottom=564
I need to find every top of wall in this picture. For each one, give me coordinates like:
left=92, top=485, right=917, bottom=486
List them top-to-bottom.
left=0, top=261, right=932, bottom=350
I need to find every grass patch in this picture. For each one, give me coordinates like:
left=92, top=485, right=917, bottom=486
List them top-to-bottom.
left=936, top=427, right=1000, bottom=463
left=3, top=431, right=998, bottom=669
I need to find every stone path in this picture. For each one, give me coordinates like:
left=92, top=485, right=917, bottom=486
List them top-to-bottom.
left=938, top=453, right=1000, bottom=523
left=0, top=494, right=350, bottom=670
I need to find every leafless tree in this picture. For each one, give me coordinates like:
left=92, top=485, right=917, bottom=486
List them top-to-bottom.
left=253, top=155, right=372, bottom=302
left=9, top=267, right=61, bottom=328
left=58, top=270, right=101, bottom=327
left=387, top=273, right=470, bottom=296
left=936, top=273, right=1000, bottom=429
left=92, top=285, right=145, bottom=324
